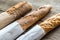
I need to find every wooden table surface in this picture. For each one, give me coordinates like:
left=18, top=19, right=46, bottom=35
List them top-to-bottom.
left=0, top=0, right=60, bottom=40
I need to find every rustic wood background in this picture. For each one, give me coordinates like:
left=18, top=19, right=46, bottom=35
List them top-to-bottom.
left=0, top=0, right=60, bottom=40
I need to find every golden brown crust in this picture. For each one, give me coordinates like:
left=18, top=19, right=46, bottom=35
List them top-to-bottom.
left=6, top=1, right=32, bottom=18
left=17, top=5, right=52, bottom=30
left=39, top=13, right=60, bottom=33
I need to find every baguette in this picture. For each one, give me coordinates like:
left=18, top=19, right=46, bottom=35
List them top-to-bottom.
left=0, top=1, right=32, bottom=29
left=17, top=5, right=52, bottom=30
left=39, top=13, right=60, bottom=33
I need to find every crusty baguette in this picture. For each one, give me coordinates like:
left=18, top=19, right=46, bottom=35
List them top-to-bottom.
left=0, top=1, right=32, bottom=29
left=17, top=5, right=52, bottom=30
left=39, top=13, right=60, bottom=33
